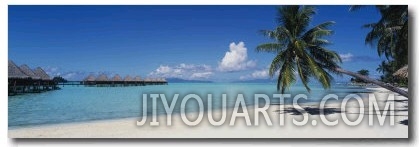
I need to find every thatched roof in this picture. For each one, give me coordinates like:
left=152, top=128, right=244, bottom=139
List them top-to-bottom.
left=8, top=60, right=30, bottom=79
left=19, top=64, right=41, bottom=79
left=393, top=65, right=408, bottom=78
left=33, top=67, right=51, bottom=80
left=84, top=74, right=96, bottom=81
left=96, top=74, right=109, bottom=81
left=111, top=74, right=122, bottom=81
left=123, top=75, right=132, bottom=81
left=133, top=76, right=142, bottom=81
left=144, top=78, right=152, bottom=82
left=158, top=78, right=166, bottom=82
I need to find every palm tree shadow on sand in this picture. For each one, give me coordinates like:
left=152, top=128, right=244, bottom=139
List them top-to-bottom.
left=276, top=104, right=408, bottom=126
left=277, top=107, right=343, bottom=115
left=399, top=119, right=408, bottom=125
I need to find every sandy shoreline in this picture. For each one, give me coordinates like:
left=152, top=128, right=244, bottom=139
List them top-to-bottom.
left=8, top=87, right=408, bottom=138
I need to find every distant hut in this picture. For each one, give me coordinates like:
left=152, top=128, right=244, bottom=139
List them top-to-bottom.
left=8, top=60, right=29, bottom=79
left=9, top=60, right=30, bottom=94
left=9, top=61, right=58, bottom=95
left=19, top=64, right=41, bottom=80
left=393, top=65, right=408, bottom=78
left=32, top=67, right=55, bottom=91
left=33, top=67, right=51, bottom=80
left=83, top=74, right=96, bottom=85
left=84, top=74, right=96, bottom=81
left=95, top=74, right=109, bottom=81
left=95, top=74, right=109, bottom=86
left=110, top=74, right=123, bottom=86
left=111, top=74, right=122, bottom=81
left=122, top=75, right=132, bottom=86
left=123, top=75, right=132, bottom=81
left=133, top=76, right=142, bottom=81
left=133, top=76, right=143, bottom=86
left=143, top=78, right=152, bottom=83
left=144, top=78, right=151, bottom=81
left=159, top=78, right=167, bottom=82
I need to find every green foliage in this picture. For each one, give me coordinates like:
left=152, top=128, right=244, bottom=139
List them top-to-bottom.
left=351, top=5, right=408, bottom=87
left=257, top=6, right=341, bottom=93
left=366, top=6, right=407, bottom=68
left=376, top=61, right=408, bottom=86
left=351, top=69, right=369, bottom=83
left=357, top=69, right=369, bottom=76
left=53, top=76, right=68, bottom=83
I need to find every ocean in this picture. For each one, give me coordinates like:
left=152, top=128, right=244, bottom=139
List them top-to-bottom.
left=8, top=83, right=372, bottom=128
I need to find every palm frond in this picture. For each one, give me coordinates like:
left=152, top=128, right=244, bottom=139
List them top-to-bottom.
left=258, top=5, right=342, bottom=93
left=349, top=5, right=366, bottom=12
left=256, top=43, right=285, bottom=53
left=269, top=51, right=286, bottom=77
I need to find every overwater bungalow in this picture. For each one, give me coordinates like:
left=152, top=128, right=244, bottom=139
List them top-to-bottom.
left=8, top=60, right=57, bottom=95
left=9, top=61, right=30, bottom=95
left=19, top=64, right=41, bottom=92
left=20, top=64, right=41, bottom=80
left=393, top=65, right=408, bottom=79
left=33, top=67, right=56, bottom=91
left=81, top=74, right=166, bottom=87
left=83, top=74, right=96, bottom=86
left=95, top=74, right=109, bottom=86
left=111, top=74, right=123, bottom=86
left=112, top=74, right=122, bottom=81
left=123, top=75, right=133, bottom=86
left=123, top=75, right=132, bottom=81
left=133, top=76, right=145, bottom=86
left=133, top=76, right=142, bottom=82
left=143, top=77, right=167, bottom=85
left=143, top=77, right=151, bottom=82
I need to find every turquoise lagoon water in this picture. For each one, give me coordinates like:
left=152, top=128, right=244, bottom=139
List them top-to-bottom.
left=8, top=83, right=372, bottom=128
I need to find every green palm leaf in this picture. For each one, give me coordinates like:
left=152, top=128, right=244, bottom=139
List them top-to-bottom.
left=257, top=5, right=341, bottom=93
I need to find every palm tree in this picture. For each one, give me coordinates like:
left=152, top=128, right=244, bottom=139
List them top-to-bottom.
left=351, top=5, right=408, bottom=68
left=351, top=5, right=408, bottom=87
left=257, top=6, right=408, bottom=97
left=257, top=6, right=340, bottom=93
left=376, top=61, right=388, bottom=74
left=351, top=69, right=369, bottom=83
left=357, top=69, right=369, bottom=76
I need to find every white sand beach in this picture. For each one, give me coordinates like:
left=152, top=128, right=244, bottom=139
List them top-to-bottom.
left=8, top=87, right=408, bottom=138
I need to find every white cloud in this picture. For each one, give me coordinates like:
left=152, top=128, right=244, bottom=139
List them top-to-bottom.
left=218, top=42, right=256, bottom=72
left=339, top=53, right=353, bottom=62
left=149, top=63, right=213, bottom=80
left=154, top=65, right=172, bottom=74
left=43, top=66, right=94, bottom=81
left=43, top=66, right=61, bottom=77
left=239, top=69, right=270, bottom=80
left=251, top=70, right=269, bottom=79
left=60, top=71, right=90, bottom=80
left=191, top=72, right=213, bottom=79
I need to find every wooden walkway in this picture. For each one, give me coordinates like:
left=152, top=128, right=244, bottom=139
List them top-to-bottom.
left=8, top=79, right=59, bottom=96
left=58, top=81, right=168, bottom=87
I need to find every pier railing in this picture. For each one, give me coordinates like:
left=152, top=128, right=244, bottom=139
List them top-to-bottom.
left=8, top=78, right=59, bottom=96
left=58, top=80, right=168, bottom=87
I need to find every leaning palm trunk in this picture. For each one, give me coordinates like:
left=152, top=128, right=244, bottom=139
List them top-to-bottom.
left=335, top=68, right=409, bottom=98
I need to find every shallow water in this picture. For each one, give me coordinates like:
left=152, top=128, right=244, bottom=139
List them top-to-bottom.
left=8, top=83, right=371, bottom=128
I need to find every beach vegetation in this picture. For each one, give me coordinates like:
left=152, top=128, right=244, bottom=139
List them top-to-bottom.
left=257, top=5, right=408, bottom=97
left=351, top=5, right=408, bottom=87
left=52, top=76, right=68, bottom=83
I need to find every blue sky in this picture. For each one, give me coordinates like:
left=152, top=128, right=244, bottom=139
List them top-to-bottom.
left=9, top=5, right=384, bottom=82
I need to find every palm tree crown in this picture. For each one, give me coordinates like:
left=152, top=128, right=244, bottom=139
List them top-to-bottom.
left=351, top=5, right=408, bottom=68
left=257, top=6, right=342, bottom=93
left=357, top=69, right=369, bottom=76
